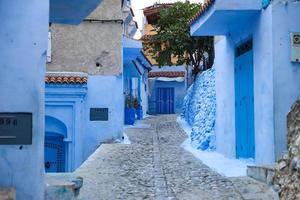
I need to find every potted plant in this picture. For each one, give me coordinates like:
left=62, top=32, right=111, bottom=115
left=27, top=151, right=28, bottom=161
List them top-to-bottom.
left=124, top=95, right=135, bottom=125
left=133, top=98, right=143, bottom=120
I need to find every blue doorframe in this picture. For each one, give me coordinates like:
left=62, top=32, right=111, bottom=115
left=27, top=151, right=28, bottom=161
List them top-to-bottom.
left=235, top=40, right=255, bottom=159
left=156, top=87, right=175, bottom=114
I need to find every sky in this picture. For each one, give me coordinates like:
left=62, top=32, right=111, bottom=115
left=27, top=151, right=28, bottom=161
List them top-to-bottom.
left=131, top=0, right=203, bottom=39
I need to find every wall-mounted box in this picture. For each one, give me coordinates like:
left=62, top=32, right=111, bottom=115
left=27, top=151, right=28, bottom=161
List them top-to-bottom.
left=291, top=32, right=300, bottom=62
left=90, top=108, right=108, bottom=121
left=0, top=113, right=32, bottom=145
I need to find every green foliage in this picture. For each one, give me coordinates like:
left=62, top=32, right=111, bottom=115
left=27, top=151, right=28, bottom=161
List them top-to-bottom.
left=146, top=2, right=214, bottom=75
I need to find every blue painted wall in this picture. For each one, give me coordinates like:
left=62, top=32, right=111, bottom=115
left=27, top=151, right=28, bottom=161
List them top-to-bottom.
left=0, top=0, right=104, bottom=197
left=0, top=1, right=49, bottom=199
left=272, top=2, right=300, bottom=159
left=212, top=10, right=275, bottom=164
left=214, top=36, right=236, bottom=159
left=123, top=37, right=151, bottom=116
left=123, top=52, right=142, bottom=97
left=84, top=75, right=124, bottom=158
left=45, top=84, right=87, bottom=171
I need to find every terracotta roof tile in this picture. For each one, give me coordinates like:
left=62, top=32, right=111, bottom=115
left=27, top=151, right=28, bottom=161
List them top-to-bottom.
left=188, top=0, right=215, bottom=26
left=143, top=3, right=173, bottom=15
left=143, top=3, right=173, bottom=24
left=149, top=71, right=185, bottom=78
left=45, top=72, right=88, bottom=84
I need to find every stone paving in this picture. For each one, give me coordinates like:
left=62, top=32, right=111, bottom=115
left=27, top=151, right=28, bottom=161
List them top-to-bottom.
left=76, top=115, right=277, bottom=200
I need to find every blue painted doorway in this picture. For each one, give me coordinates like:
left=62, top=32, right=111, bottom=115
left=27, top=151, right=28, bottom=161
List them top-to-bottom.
left=235, top=40, right=255, bottom=159
left=156, top=87, right=175, bottom=114
left=45, top=134, right=65, bottom=172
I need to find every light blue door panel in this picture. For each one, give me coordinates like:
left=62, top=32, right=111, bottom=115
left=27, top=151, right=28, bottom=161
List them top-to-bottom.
left=235, top=49, right=255, bottom=159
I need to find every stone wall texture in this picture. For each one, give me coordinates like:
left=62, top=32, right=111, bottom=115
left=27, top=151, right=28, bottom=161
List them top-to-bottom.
left=47, top=0, right=123, bottom=76
left=273, top=98, right=300, bottom=200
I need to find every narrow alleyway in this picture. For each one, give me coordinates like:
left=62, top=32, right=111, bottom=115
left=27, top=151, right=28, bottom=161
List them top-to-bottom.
left=76, top=115, right=277, bottom=200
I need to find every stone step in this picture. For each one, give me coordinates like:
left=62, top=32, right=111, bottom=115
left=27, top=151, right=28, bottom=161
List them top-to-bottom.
left=247, top=165, right=275, bottom=185
left=45, top=173, right=83, bottom=200
left=0, top=188, right=16, bottom=200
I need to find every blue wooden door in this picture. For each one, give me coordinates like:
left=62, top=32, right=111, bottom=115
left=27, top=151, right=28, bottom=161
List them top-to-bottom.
left=235, top=45, right=255, bottom=159
left=156, top=88, right=174, bottom=114
left=45, top=135, right=65, bottom=172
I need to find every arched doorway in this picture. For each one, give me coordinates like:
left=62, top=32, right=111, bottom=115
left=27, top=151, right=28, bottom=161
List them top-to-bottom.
left=45, top=116, right=67, bottom=172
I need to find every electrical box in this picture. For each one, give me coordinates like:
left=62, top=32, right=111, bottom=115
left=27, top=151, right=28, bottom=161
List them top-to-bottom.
left=291, top=32, right=300, bottom=62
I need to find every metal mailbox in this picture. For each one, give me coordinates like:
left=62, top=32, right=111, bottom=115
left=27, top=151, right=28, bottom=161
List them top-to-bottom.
left=90, top=108, right=108, bottom=121
left=0, top=113, right=32, bottom=145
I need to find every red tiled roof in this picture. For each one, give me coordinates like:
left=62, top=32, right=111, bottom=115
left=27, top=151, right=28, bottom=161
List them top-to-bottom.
left=188, top=0, right=215, bottom=26
left=143, top=3, right=173, bottom=24
left=143, top=3, right=173, bottom=15
left=149, top=71, right=185, bottom=78
left=45, top=72, right=88, bottom=84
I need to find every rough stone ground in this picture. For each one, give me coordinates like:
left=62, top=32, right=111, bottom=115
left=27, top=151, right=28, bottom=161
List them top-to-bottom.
left=76, top=115, right=277, bottom=200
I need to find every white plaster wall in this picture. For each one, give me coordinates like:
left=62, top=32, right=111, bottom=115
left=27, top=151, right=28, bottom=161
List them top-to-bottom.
left=48, top=0, right=123, bottom=76
left=0, top=1, right=48, bottom=199
left=272, top=2, right=300, bottom=159
left=214, top=36, right=236, bottom=159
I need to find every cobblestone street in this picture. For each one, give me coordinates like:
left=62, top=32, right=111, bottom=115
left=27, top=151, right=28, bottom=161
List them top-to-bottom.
left=76, top=115, right=277, bottom=200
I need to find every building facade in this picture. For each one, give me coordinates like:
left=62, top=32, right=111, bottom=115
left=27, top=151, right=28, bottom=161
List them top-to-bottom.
left=0, top=0, right=103, bottom=199
left=46, top=0, right=124, bottom=172
left=190, top=0, right=300, bottom=165
left=123, top=36, right=151, bottom=122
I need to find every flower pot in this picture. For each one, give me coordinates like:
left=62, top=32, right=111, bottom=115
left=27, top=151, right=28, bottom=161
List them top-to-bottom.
left=136, top=106, right=143, bottom=120
left=125, top=108, right=136, bottom=125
